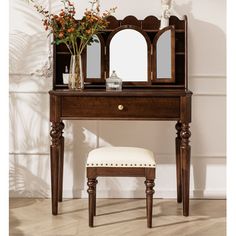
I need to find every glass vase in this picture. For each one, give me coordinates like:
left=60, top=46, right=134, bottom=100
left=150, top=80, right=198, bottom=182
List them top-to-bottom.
left=68, top=54, right=84, bottom=90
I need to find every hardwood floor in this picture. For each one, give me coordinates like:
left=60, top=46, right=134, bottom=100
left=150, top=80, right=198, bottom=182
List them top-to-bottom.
left=9, top=198, right=226, bottom=236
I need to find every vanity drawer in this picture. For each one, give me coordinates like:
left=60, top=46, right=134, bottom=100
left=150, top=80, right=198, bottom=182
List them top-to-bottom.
left=61, top=96, right=180, bottom=119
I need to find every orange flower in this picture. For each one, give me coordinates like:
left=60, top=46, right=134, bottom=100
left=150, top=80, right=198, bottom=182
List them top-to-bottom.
left=59, top=11, right=65, bottom=17
left=67, top=28, right=75, bottom=33
left=59, top=32, right=64, bottom=38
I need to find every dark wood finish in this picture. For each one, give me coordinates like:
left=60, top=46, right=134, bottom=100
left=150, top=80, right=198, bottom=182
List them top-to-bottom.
left=50, top=14, right=191, bottom=218
left=53, top=15, right=187, bottom=89
left=106, top=15, right=120, bottom=29
left=121, top=15, right=141, bottom=27
left=142, top=16, right=160, bottom=30
left=152, top=26, right=175, bottom=83
left=83, top=34, right=106, bottom=82
left=49, top=89, right=192, bottom=217
left=180, top=94, right=191, bottom=216
left=50, top=95, right=61, bottom=215
left=61, top=96, right=180, bottom=119
left=58, top=121, right=65, bottom=202
left=175, top=121, right=182, bottom=203
left=50, top=122, right=61, bottom=215
left=180, top=122, right=191, bottom=216
left=87, top=166, right=155, bottom=228
left=87, top=178, right=97, bottom=227
left=93, top=179, right=98, bottom=216
left=145, top=179, right=155, bottom=228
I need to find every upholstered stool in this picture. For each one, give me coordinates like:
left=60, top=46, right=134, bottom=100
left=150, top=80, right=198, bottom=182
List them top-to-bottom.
left=86, top=147, right=156, bottom=228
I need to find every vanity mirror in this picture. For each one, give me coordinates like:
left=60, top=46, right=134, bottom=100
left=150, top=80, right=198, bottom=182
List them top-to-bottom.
left=53, top=15, right=187, bottom=89
left=153, top=26, right=175, bottom=83
left=108, top=27, right=149, bottom=83
left=85, top=34, right=105, bottom=81
left=86, top=35, right=101, bottom=79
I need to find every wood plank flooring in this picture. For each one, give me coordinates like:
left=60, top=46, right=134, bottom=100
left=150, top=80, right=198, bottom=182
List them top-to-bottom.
left=9, top=198, right=226, bottom=236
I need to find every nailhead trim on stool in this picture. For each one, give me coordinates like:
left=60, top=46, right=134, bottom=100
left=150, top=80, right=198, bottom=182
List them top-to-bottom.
left=86, top=146, right=156, bottom=228
left=86, top=147, right=156, bottom=168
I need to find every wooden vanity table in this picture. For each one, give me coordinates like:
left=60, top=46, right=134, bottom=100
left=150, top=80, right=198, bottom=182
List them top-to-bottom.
left=49, top=15, right=192, bottom=217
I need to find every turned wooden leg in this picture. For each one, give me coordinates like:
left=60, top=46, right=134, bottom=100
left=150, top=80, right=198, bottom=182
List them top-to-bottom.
left=58, top=121, right=65, bottom=202
left=175, top=121, right=182, bottom=203
left=50, top=122, right=61, bottom=215
left=180, top=122, right=191, bottom=216
left=87, top=178, right=97, bottom=227
left=93, top=179, right=98, bottom=216
left=145, top=179, right=155, bottom=228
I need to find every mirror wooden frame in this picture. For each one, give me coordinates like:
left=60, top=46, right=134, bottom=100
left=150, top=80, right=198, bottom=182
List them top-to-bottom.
left=53, top=15, right=188, bottom=89
left=106, top=25, right=151, bottom=86
left=152, top=26, right=175, bottom=83
left=83, top=34, right=105, bottom=84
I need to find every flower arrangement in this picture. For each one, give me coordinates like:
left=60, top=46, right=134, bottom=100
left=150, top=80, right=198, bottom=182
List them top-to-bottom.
left=30, top=0, right=116, bottom=89
left=32, top=0, right=116, bottom=55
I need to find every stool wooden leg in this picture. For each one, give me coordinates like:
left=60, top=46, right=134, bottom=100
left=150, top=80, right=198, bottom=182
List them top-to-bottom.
left=87, top=178, right=96, bottom=227
left=93, top=179, right=98, bottom=216
left=145, top=179, right=155, bottom=228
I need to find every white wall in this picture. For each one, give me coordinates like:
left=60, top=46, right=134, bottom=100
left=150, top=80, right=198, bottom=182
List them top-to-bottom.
left=9, top=0, right=226, bottom=199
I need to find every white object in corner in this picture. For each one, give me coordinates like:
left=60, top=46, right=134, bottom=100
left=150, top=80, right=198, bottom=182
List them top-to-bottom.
left=160, top=0, right=172, bottom=29
left=63, top=66, right=69, bottom=84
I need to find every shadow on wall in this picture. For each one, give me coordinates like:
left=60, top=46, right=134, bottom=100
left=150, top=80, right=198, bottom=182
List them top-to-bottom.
left=9, top=0, right=226, bottom=199
left=10, top=0, right=51, bottom=90
left=10, top=0, right=53, bottom=198
left=66, top=1, right=226, bottom=198
left=173, top=1, right=226, bottom=74
left=174, top=1, right=226, bottom=198
left=9, top=32, right=51, bottom=80
left=9, top=93, right=50, bottom=198
left=9, top=93, right=50, bottom=153
left=63, top=120, right=99, bottom=198
left=9, top=159, right=49, bottom=198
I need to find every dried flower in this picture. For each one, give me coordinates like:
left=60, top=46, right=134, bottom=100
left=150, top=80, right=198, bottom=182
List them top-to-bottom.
left=30, top=0, right=116, bottom=55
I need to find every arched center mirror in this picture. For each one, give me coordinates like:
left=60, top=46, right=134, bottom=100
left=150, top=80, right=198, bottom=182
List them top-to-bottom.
left=109, top=28, right=149, bottom=82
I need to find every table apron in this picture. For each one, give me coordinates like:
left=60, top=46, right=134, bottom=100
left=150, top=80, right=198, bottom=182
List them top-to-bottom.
left=60, top=96, right=181, bottom=119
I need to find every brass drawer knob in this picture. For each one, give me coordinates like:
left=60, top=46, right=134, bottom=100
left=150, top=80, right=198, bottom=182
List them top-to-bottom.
left=118, top=104, right=124, bottom=111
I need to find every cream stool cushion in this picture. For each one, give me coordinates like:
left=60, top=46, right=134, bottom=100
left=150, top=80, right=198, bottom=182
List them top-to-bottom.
left=86, top=147, right=156, bottom=168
